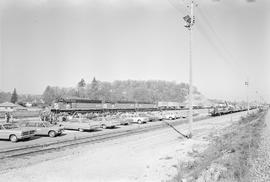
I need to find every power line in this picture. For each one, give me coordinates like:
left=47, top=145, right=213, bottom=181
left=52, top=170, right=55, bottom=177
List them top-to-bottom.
left=167, top=0, right=188, bottom=16
left=196, top=6, right=247, bottom=79
left=197, top=7, right=235, bottom=63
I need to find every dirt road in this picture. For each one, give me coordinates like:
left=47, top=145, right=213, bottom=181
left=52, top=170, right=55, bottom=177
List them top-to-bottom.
left=0, top=111, right=250, bottom=182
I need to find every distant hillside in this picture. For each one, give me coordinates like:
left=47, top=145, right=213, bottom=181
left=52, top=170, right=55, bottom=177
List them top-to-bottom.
left=42, top=79, right=202, bottom=105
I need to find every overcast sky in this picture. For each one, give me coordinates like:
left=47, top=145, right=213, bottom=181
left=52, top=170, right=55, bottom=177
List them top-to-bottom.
left=0, top=0, right=269, bottom=102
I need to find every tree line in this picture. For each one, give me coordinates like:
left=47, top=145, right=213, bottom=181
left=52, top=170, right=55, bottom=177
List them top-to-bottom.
left=42, top=78, right=200, bottom=105
left=0, top=89, right=41, bottom=106
left=0, top=89, right=18, bottom=104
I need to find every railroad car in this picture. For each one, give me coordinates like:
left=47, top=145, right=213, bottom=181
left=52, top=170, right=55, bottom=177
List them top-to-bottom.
left=53, top=98, right=103, bottom=111
left=113, top=101, right=136, bottom=110
left=157, top=101, right=180, bottom=110
left=136, top=102, right=157, bottom=110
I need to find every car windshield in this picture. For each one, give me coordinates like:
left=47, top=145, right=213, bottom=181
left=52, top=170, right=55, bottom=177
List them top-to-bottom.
left=3, top=123, right=19, bottom=129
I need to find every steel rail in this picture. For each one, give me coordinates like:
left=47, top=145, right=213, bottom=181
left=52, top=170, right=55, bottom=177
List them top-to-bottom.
left=1, top=112, right=248, bottom=159
left=0, top=119, right=190, bottom=159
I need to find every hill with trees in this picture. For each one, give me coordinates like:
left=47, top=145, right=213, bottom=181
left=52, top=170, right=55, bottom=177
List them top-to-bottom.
left=42, top=78, right=201, bottom=105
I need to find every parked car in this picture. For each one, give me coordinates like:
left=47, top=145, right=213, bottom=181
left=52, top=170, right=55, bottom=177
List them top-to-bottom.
left=182, top=110, right=199, bottom=118
left=151, top=112, right=163, bottom=121
left=151, top=112, right=165, bottom=120
left=162, top=112, right=176, bottom=120
left=174, top=112, right=182, bottom=119
left=138, top=113, right=159, bottom=122
left=128, top=114, right=149, bottom=124
left=117, top=115, right=132, bottom=125
left=93, top=117, right=121, bottom=129
left=58, top=118, right=100, bottom=132
left=21, top=121, right=64, bottom=137
left=0, top=123, right=36, bottom=142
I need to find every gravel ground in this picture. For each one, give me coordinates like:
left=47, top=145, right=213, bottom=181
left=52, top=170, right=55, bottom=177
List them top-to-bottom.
left=0, top=111, right=248, bottom=182
left=249, top=111, right=270, bottom=182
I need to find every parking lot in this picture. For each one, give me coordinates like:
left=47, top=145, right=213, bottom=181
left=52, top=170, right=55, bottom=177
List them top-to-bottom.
left=0, top=109, right=210, bottom=151
left=0, top=110, right=251, bottom=182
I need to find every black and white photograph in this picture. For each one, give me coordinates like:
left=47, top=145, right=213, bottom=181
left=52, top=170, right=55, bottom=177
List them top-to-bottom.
left=0, top=0, right=269, bottom=181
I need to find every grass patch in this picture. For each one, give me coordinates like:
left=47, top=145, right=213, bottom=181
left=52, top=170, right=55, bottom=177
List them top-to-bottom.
left=169, top=110, right=267, bottom=182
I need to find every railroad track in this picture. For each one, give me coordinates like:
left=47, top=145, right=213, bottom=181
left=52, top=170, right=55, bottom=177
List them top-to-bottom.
left=1, top=113, right=243, bottom=159
left=0, top=119, right=189, bottom=159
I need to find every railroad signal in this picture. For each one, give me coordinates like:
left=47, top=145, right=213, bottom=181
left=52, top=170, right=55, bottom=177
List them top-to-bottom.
left=183, top=15, right=195, bottom=29
left=183, top=15, right=192, bottom=24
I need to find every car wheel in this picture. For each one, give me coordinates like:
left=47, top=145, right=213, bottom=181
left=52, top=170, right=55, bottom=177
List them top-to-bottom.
left=101, top=124, right=107, bottom=129
left=78, top=128, right=84, bottom=132
left=49, top=131, right=57, bottom=137
left=10, top=135, right=18, bottom=143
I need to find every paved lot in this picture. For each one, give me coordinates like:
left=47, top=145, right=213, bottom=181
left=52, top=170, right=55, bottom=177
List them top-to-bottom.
left=0, top=117, right=193, bottom=151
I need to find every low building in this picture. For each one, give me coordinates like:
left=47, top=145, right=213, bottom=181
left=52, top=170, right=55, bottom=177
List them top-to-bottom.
left=0, top=102, right=18, bottom=112
left=0, top=102, right=28, bottom=112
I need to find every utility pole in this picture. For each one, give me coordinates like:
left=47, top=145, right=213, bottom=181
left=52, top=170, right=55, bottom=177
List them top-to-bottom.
left=183, top=1, right=196, bottom=138
left=245, top=80, right=249, bottom=114
left=256, top=91, right=258, bottom=109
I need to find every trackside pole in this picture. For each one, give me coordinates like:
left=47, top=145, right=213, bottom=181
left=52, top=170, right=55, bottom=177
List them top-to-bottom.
left=182, top=1, right=197, bottom=138
left=188, top=1, right=195, bottom=138
left=245, top=80, right=249, bottom=115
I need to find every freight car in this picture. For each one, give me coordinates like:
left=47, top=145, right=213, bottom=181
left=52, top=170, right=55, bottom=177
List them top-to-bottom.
left=53, top=98, right=104, bottom=111
left=209, top=105, right=250, bottom=116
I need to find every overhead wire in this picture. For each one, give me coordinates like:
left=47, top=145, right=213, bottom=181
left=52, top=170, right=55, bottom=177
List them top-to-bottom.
left=166, top=0, right=233, bottom=78
left=167, top=0, right=189, bottom=16
left=167, top=0, right=246, bottom=79
left=167, top=0, right=256, bottom=102
left=196, top=6, right=248, bottom=80
left=197, top=7, right=236, bottom=65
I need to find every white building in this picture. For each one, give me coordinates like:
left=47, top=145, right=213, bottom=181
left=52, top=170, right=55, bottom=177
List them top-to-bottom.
left=0, top=102, right=18, bottom=112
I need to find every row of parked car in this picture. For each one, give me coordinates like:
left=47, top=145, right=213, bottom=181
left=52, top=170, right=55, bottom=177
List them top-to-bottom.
left=0, top=110, right=195, bottom=143
left=58, top=110, right=194, bottom=131
left=0, top=121, right=63, bottom=142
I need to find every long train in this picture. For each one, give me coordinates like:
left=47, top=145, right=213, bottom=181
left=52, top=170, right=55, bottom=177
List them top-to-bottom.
left=51, top=97, right=255, bottom=116
left=51, top=98, right=183, bottom=113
